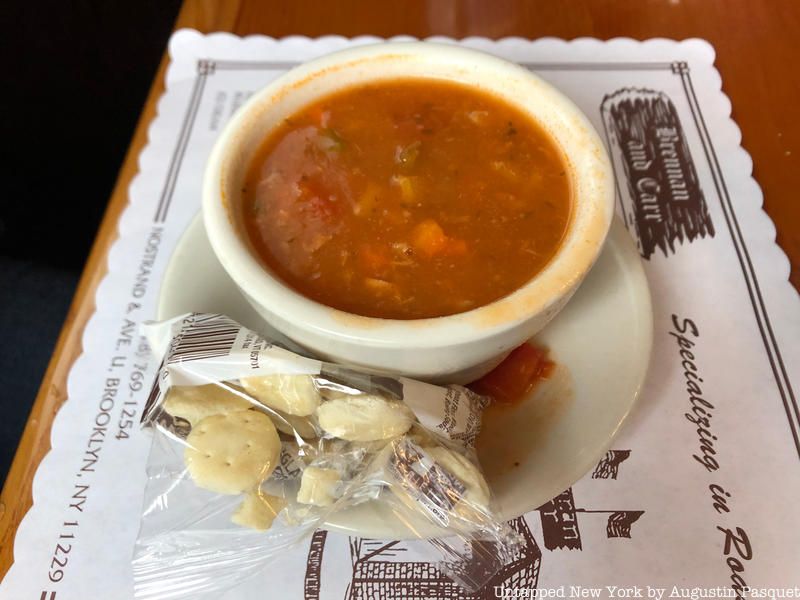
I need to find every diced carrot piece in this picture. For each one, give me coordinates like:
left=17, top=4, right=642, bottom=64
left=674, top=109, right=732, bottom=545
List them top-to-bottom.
left=411, top=219, right=449, bottom=257
left=411, top=219, right=468, bottom=258
left=359, top=244, right=391, bottom=276
left=469, top=343, right=554, bottom=404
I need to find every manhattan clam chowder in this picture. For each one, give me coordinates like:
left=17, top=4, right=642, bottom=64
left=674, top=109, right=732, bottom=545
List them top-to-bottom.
left=240, top=78, right=572, bottom=319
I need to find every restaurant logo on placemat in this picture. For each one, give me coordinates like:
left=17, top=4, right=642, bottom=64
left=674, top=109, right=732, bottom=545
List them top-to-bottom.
left=601, top=88, right=715, bottom=259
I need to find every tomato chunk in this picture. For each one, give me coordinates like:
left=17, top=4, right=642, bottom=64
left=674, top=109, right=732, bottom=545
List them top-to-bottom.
left=469, top=343, right=554, bottom=404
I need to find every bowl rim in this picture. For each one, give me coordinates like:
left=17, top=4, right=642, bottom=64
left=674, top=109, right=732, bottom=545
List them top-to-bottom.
left=202, top=41, right=614, bottom=349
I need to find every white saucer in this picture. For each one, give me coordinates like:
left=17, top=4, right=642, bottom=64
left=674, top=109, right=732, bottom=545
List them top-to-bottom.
left=158, top=216, right=652, bottom=538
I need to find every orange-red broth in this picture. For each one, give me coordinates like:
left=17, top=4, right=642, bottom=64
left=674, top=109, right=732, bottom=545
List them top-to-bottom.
left=241, top=79, right=571, bottom=319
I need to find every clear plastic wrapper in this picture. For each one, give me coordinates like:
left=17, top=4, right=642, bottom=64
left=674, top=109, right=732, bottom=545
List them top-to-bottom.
left=133, top=313, right=521, bottom=599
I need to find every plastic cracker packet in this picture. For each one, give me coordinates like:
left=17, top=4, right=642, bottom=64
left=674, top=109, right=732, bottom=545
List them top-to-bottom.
left=132, top=313, right=522, bottom=600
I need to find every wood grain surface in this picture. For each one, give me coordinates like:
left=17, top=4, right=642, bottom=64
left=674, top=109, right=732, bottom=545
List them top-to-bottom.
left=2, top=0, right=798, bottom=578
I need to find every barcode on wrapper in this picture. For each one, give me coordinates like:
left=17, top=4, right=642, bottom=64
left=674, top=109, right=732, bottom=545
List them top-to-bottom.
left=167, top=314, right=239, bottom=364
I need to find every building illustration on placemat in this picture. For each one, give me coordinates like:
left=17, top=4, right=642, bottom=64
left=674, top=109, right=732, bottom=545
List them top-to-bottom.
left=601, top=88, right=714, bottom=259
left=302, top=449, right=644, bottom=599
left=592, top=449, right=632, bottom=479
left=538, top=487, right=645, bottom=551
left=341, top=517, right=540, bottom=600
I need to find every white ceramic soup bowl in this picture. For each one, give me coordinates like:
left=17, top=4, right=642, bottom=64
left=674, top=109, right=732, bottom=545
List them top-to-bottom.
left=203, top=42, right=614, bottom=383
